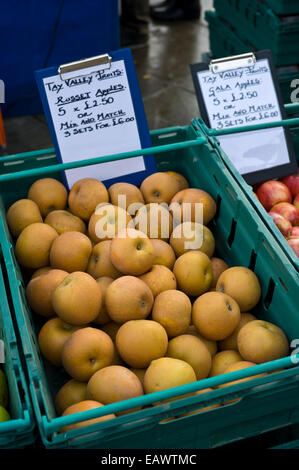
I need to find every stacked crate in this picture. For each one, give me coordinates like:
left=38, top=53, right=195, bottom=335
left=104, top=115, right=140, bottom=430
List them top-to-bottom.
left=206, top=0, right=299, bottom=104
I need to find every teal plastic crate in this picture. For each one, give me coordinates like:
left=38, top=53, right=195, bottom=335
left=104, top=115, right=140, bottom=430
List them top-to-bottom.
left=213, top=0, right=299, bottom=67
left=262, top=0, right=299, bottom=16
left=205, top=11, right=299, bottom=104
left=193, top=104, right=299, bottom=273
left=0, top=126, right=299, bottom=449
left=0, top=256, right=35, bottom=448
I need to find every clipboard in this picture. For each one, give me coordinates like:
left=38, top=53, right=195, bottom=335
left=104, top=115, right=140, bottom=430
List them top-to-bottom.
left=35, top=48, right=157, bottom=190
left=190, top=50, right=298, bottom=185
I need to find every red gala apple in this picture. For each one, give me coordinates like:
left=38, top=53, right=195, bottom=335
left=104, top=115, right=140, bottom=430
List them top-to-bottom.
left=281, top=173, right=299, bottom=198
left=257, top=181, right=292, bottom=212
left=294, top=193, right=299, bottom=210
left=270, top=202, right=299, bottom=226
left=268, top=212, right=292, bottom=238
left=291, top=226, right=299, bottom=237
left=287, top=237, right=299, bottom=257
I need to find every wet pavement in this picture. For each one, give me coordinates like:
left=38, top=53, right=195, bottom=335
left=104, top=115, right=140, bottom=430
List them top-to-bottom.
left=2, top=0, right=212, bottom=155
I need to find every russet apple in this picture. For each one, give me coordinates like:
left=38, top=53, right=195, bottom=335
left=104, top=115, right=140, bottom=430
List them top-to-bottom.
left=165, top=171, right=189, bottom=191
left=140, top=172, right=181, bottom=205
left=281, top=173, right=299, bottom=198
left=68, top=177, right=109, bottom=221
left=28, top=178, right=68, bottom=217
left=256, top=180, right=292, bottom=211
left=108, top=182, right=144, bottom=216
left=170, top=188, right=217, bottom=226
left=6, top=199, right=43, bottom=237
left=270, top=202, right=299, bottom=226
left=135, top=203, right=173, bottom=241
left=88, top=204, right=133, bottom=243
left=44, top=209, right=86, bottom=235
left=268, top=211, right=292, bottom=238
left=170, top=221, right=215, bottom=257
left=15, top=222, right=58, bottom=269
left=110, top=228, right=155, bottom=276
left=49, top=231, right=92, bottom=272
left=150, top=238, right=176, bottom=270
left=86, top=240, right=122, bottom=280
left=173, top=251, right=213, bottom=297
left=210, top=257, right=229, bottom=288
left=139, top=264, right=177, bottom=297
left=216, top=266, right=261, bottom=312
left=26, top=268, right=68, bottom=317
left=52, top=271, right=102, bottom=325
left=105, top=275, right=154, bottom=323
left=92, top=277, right=114, bottom=325
left=152, top=289, right=192, bottom=338
left=192, top=291, right=241, bottom=341
left=218, top=312, right=257, bottom=351
left=38, top=317, right=82, bottom=367
left=115, top=319, right=168, bottom=368
left=237, top=320, right=289, bottom=363
left=184, top=325, right=218, bottom=356
left=62, top=327, right=115, bottom=382
left=166, top=334, right=212, bottom=380
left=208, top=350, right=243, bottom=377
left=143, top=357, right=196, bottom=394
left=217, top=361, right=266, bottom=390
left=86, top=365, right=144, bottom=407
left=55, top=379, right=88, bottom=416
left=60, top=400, right=115, bottom=432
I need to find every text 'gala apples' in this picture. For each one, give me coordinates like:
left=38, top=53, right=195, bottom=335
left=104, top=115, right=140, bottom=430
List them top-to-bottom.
left=68, top=177, right=109, bottom=221
left=28, top=178, right=68, bottom=217
left=6, top=199, right=43, bottom=238
left=15, top=222, right=58, bottom=269
left=110, top=228, right=155, bottom=276
left=49, top=231, right=92, bottom=273
left=173, top=251, right=213, bottom=297
left=216, top=266, right=261, bottom=312
left=52, top=272, right=102, bottom=325
left=105, top=276, right=154, bottom=324
left=152, top=289, right=192, bottom=338
left=192, top=291, right=241, bottom=341
left=115, top=319, right=168, bottom=369
left=237, top=320, right=289, bottom=364
left=62, top=327, right=115, bottom=382
left=166, top=334, right=212, bottom=380
left=86, top=365, right=144, bottom=408
left=60, top=400, right=115, bottom=433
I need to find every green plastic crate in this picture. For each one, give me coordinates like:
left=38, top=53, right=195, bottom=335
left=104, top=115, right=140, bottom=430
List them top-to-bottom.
left=213, top=0, right=299, bottom=67
left=263, top=0, right=299, bottom=16
left=205, top=11, right=299, bottom=104
left=193, top=105, right=299, bottom=273
left=0, top=126, right=299, bottom=449
left=0, top=255, right=35, bottom=448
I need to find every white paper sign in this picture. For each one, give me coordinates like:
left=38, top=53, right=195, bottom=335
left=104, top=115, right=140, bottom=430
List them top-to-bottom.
left=196, top=58, right=290, bottom=176
left=43, top=59, right=145, bottom=188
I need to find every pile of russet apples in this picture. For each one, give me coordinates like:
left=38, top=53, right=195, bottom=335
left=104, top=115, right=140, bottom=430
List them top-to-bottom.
left=6, top=171, right=290, bottom=431
left=253, top=171, right=299, bottom=257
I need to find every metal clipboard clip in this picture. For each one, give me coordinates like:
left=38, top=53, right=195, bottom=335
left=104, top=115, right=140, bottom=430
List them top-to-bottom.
left=209, top=52, right=256, bottom=73
left=58, top=53, right=112, bottom=81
